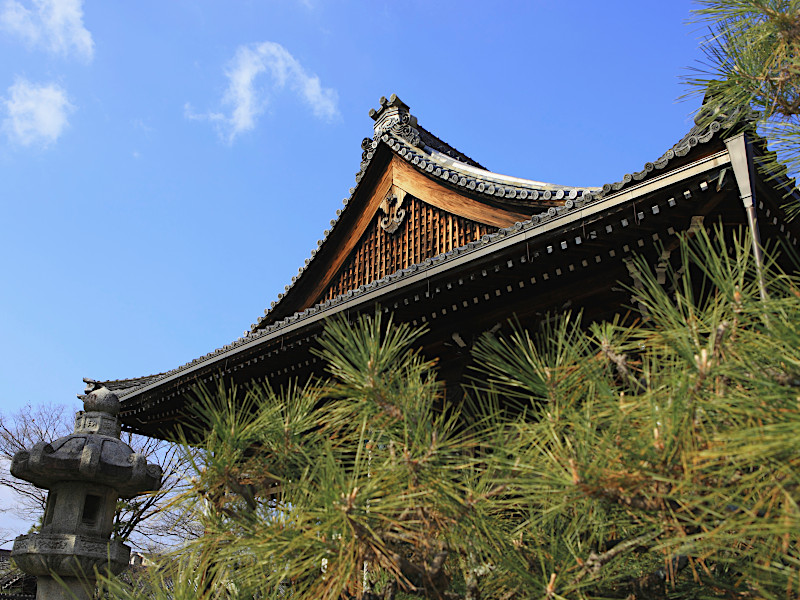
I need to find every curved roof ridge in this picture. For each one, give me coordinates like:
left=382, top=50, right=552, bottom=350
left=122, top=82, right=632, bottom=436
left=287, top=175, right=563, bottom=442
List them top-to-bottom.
left=248, top=98, right=603, bottom=334
left=596, top=118, right=728, bottom=196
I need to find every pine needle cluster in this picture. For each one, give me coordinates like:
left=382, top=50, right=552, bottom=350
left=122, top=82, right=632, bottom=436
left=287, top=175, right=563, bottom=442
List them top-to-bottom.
left=688, top=0, right=800, bottom=180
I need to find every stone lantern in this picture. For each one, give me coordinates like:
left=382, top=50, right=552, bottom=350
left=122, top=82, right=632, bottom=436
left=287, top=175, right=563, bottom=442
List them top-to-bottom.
left=10, top=383, right=162, bottom=600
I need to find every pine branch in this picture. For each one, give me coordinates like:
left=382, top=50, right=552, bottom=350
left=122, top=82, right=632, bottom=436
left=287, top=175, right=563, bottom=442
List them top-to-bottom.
left=567, top=531, right=660, bottom=590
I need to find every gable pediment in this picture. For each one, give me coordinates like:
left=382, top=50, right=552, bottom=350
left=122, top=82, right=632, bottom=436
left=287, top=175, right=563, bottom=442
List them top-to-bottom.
left=254, top=95, right=599, bottom=331
left=260, top=154, right=530, bottom=328
left=319, top=170, right=506, bottom=305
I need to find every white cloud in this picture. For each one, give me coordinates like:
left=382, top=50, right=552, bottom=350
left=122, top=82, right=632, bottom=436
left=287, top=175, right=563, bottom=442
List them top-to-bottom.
left=1, top=0, right=94, bottom=61
left=188, top=41, right=339, bottom=144
left=2, top=78, right=74, bottom=147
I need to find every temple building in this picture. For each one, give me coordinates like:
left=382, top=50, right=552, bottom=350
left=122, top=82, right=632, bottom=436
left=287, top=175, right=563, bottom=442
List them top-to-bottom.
left=97, top=95, right=800, bottom=439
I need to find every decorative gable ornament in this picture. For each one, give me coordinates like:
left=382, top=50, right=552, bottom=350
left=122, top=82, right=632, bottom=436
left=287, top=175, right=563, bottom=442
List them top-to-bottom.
left=370, top=94, right=422, bottom=148
left=379, top=190, right=406, bottom=234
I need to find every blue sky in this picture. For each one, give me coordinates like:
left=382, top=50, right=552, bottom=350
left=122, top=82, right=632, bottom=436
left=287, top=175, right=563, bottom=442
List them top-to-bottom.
left=0, top=0, right=706, bottom=542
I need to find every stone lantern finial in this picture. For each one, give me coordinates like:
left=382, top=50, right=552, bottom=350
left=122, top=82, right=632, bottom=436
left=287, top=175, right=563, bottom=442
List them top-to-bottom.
left=10, top=385, right=162, bottom=600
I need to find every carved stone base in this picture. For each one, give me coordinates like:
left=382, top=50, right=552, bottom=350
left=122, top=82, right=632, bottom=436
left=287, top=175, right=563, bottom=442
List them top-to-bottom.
left=12, top=532, right=130, bottom=578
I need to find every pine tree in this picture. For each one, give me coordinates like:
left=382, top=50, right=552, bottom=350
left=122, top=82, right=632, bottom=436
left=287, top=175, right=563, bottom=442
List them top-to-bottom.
left=99, top=228, right=800, bottom=599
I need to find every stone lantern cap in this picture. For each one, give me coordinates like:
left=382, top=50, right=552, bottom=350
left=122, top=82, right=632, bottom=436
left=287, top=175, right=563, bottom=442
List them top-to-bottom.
left=10, top=386, right=161, bottom=498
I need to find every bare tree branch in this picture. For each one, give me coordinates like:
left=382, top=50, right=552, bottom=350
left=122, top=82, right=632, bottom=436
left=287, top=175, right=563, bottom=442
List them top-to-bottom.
left=0, top=402, right=200, bottom=550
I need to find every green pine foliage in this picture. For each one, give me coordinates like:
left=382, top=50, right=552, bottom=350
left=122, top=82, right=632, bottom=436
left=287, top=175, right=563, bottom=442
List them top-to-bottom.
left=688, top=0, right=800, bottom=180
left=98, top=229, right=800, bottom=599
left=471, top=230, right=800, bottom=598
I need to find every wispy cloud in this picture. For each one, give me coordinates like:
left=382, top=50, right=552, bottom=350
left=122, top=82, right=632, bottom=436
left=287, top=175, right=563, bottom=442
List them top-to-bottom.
left=0, top=0, right=94, bottom=61
left=186, top=41, right=339, bottom=144
left=2, top=78, right=74, bottom=147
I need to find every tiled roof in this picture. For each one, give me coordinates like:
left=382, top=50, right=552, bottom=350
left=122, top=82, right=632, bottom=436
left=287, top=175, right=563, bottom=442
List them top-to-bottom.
left=111, top=95, right=729, bottom=401
left=252, top=95, right=601, bottom=333
left=599, top=119, right=724, bottom=195
left=417, top=124, right=487, bottom=170
left=85, top=375, right=167, bottom=396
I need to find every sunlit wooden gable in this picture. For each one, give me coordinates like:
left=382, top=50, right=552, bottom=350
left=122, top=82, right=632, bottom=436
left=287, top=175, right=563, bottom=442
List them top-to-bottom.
left=255, top=95, right=598, bottom=328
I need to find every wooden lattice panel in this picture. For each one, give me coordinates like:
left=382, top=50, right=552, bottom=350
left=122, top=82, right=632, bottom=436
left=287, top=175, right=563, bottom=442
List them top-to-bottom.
left=321, top=194, right=494, bottom=303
